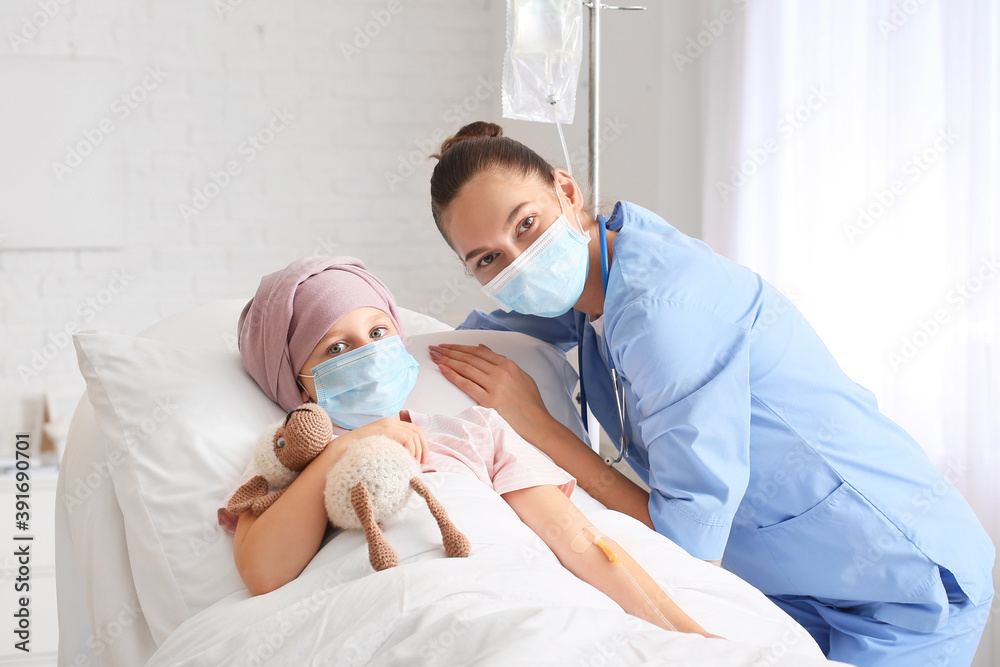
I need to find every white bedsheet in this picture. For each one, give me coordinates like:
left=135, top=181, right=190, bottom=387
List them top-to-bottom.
left=146, top=473, right=846, bottom=666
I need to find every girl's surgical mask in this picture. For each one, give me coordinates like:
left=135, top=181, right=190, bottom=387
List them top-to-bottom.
left=481, top=186, right=590, bottom=318
left=299, top=336, right=418, bottom=430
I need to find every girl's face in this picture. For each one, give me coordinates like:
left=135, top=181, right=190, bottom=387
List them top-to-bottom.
left=442, top=170, right=582, bottom=284
left=297, top=306, right=398, bottom=402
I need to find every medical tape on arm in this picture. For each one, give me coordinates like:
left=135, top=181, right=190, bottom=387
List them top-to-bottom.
left=570, top=525, right=676, bottom=631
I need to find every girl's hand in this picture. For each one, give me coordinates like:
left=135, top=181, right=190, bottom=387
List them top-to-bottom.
left=428, top=343, right=549, bottom=437
left=334, top=416, right=429, bottom=464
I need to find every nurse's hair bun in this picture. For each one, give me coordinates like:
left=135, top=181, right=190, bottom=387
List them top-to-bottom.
left=429, top=120, right=555, bottom=243
left=432, top=121, right=504, bottom=159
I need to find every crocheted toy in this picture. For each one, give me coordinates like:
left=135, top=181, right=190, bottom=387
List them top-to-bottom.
left=227, top=404, right=471, bottom=571
left=227, top=405, right=334, bottom=516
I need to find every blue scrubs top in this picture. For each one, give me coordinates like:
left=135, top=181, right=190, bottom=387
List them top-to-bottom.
left=459, top=201, right=994, bottom=633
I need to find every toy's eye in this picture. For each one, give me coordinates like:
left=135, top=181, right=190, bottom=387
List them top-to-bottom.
left=275, top=436, right=285, bottom=449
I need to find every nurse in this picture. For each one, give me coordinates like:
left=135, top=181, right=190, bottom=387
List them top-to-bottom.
left=425, top=121, right=995, bottom=666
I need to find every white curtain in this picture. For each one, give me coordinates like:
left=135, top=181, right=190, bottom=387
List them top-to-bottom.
left=701, top=1, right=999, bottom=663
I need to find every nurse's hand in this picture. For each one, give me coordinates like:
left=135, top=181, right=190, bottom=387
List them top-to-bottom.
left=428, top=343, right=550, bottom=439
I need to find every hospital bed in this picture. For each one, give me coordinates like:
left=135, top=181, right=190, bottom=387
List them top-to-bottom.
left=55, top=299, right=848, bottom=666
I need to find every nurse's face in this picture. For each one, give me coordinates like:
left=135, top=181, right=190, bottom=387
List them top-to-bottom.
left=442, top=170, right=580, bottom=284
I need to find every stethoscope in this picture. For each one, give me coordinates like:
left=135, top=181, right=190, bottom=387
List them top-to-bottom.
left=577, top=215, right=631, bottom=466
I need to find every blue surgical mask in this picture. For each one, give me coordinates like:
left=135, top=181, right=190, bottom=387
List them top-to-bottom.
left=481, top=187, right=590, bottom=318
left=301, top=336, right=418, bottom=430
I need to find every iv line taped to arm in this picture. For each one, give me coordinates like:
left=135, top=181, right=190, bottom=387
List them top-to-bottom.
left=571, top=527, right=677, bottom=631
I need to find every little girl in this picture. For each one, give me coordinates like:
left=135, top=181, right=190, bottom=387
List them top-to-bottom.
left=219, top=255, right=716, bottom=638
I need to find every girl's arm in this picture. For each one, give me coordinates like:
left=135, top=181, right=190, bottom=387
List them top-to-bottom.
left=517, top=412, right=654, bottom=529
left=233, top=417, right=428, bottom=595
left=532, top=419, right=729, bottom=566
left=233, top=435, right=350, bottom=596
left=501, top=484, right=717, bottom=638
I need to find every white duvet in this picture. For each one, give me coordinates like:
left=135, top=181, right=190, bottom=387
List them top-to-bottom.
left=146, top=473, right=846, bottom=666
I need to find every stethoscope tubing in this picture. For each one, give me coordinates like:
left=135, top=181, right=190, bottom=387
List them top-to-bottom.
left=596, top=216, right=630, bottom=465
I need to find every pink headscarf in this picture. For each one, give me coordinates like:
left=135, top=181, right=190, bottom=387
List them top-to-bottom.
left=238, top=256, right=405, bottom=411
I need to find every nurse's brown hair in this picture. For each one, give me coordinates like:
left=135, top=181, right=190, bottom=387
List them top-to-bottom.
left=429, top=121, right=555, bottom=245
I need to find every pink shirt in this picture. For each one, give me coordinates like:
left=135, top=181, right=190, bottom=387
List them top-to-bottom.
left=218, top=406, right=575, bottom=534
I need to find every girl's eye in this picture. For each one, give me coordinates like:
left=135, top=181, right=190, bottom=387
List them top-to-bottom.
left=517, top=216, right=535, bottom=234
left=477, top=253, right=497, bottom=269
left=370, top=326, right=388, bottom=339
left=328, top=341, right=348, bottom=355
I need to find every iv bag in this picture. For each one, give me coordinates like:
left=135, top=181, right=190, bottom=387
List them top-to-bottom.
left=502, top=0, right=584, bottom=124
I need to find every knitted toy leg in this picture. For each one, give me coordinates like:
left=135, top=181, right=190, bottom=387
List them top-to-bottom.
left=227, top=475, right=269, bottom=515
left=409, top=477, right=471, bottom=558
left=350, top=482, right=399, bottom=571
left=251, top=488, right=284, bottom=516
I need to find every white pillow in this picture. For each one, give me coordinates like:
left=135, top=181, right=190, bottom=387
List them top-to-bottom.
left=72, top=316, right=584, bottom=644
left=404, top=330, right=586, bottom=440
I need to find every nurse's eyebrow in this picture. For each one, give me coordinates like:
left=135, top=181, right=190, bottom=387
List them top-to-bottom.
left=463, top=201, right=530, bottom=263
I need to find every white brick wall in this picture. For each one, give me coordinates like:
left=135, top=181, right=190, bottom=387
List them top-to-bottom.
left=0, top=0, right=506, bottom=437
left=0, top=0, right=706, bottom=443
left=0, top=9, right=705, bottom=658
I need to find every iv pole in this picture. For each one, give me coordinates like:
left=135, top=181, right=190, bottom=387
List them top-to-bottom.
left=588, top=0, right=601, bottom=219
left=581, top=1, right=645, bottom=452
left=585, top=2, right=645, bottom=219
